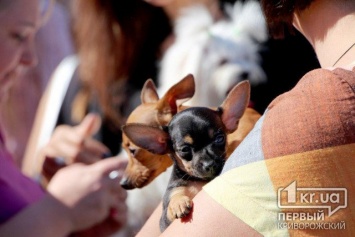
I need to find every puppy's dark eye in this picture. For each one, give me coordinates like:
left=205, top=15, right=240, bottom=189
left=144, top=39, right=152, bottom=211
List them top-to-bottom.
left=214, top=134, right=225, bottom=145
left=179, top=145, right=192, bottom=161
left=180, top=145, right=191, bottom=154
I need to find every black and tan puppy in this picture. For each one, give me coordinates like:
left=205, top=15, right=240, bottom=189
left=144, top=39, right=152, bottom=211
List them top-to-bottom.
left=122, top=80, right=250, bottom=231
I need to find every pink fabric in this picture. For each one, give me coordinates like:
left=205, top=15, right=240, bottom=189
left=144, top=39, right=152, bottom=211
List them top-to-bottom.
left=0, top=129, right=45, bottom=224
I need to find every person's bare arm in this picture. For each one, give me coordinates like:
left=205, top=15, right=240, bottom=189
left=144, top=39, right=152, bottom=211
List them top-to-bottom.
left=136, top=180, right=205, bottom=236
left=137, top=181, right=261, bottom=237
left=161, top=190, right=262, bottom=237
left=136, top=202, right=163, bottom=237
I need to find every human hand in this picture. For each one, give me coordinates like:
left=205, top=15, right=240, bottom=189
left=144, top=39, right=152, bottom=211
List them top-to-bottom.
left=41, top=113, right=111, bottom=179
left=47, top=157, right=128, bottom=232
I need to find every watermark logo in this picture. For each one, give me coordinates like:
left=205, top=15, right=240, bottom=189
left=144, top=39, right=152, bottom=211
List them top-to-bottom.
left=277, top=181, right=347, bottom=230
left=278, top=181, right=347, bottom=217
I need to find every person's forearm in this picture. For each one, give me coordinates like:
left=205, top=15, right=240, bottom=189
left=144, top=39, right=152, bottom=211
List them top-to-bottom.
left=137, top=182, right=205, bottom=236
left=0, top=194, right=73, bottom=237
left=136, top=202, right=163, bottom=237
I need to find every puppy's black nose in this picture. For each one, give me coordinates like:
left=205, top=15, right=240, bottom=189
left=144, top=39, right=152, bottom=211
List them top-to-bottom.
left=240, top=71, right=249, bottom=80
left=201, top=159, right=223, bottom=177
left=202, top=160, right=216, bottom=173
left=120, top=178, right=135, bottom=190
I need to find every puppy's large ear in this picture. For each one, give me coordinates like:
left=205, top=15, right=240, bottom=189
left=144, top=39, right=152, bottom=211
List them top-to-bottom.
left=156, top=74, right=195, bottom=125
left=141, top=79, right=159, bottom=104
left=220, top=80, right=250, bottom=133
left=122, top=123, right=170, bottom=155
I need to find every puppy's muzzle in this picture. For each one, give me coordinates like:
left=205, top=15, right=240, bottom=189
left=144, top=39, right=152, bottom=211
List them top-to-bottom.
left=198, top=159, right=223, bottom=179
left=120, top=176, right=135, bottom=190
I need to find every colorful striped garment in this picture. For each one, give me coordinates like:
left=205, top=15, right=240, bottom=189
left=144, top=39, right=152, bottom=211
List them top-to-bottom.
left=204, top=66, right=355, bottom=236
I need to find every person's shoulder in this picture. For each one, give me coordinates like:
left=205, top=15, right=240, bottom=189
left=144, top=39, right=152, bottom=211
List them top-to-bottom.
left=299, top=66, right=355, bottom=95
left=203, top=67, right=355, bottom=237
left=262, top=67, right=355, bottom=158
left=269, top=67, right=355, bottom=109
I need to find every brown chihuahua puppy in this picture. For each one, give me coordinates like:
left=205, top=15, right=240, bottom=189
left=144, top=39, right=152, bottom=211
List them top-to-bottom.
left=120, top=74, right=195, bottom=189
left=122, top=80, right=250, bottom=231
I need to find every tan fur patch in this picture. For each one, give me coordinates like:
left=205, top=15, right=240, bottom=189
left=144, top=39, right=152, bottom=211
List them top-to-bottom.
left=183, top=135, right=193, bottom=144
left=174, top=153, right=193, bottom=175
left=168, top=184, right=201, bottom=205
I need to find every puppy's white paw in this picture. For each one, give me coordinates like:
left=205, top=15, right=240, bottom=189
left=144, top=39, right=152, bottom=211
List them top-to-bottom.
left=167, top=195, right=192, bottom=221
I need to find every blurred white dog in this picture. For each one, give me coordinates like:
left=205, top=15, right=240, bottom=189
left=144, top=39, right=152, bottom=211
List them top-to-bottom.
left=158, top=0, right=267, bottom=107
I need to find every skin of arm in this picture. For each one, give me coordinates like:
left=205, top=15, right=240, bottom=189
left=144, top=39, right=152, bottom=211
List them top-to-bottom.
left=137, top=188, right=261, bottom=236
left=161, top=190, right=261, bottom=237
left=137, top=202, right=164, bottom=237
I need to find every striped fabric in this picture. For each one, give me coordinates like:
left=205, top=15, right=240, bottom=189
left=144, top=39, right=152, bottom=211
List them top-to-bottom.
left=204, top=66, right=355, bottom=236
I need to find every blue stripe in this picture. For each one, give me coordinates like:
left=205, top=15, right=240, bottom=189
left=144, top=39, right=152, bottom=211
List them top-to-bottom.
left=222, top=113, right=266, bottom=173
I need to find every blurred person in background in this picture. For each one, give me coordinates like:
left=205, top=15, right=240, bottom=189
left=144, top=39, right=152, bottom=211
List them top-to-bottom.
left=0, top=0, right=127, bottom=236
left=0, top=0, right=74, bottom=166
left=21, top=0, right=171, bottom=236
left=23, top=0, right=171, bottom=179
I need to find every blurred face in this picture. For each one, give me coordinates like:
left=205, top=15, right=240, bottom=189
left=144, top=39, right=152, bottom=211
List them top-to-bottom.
left=0, top=0, right=41, bottom=97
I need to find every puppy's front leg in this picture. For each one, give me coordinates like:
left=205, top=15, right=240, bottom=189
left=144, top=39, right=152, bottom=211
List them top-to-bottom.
left=167, top=183, right=202, bottom=221
left=167, top=186, right=192, bottom=221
